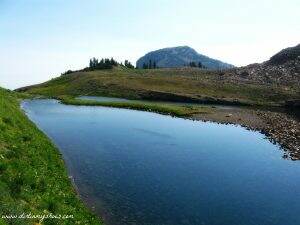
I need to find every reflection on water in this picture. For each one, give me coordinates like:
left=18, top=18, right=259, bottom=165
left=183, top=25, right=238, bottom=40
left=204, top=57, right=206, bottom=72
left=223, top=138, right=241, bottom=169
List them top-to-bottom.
left=77, top=95, right=236, bottom=109
left=78, top=96, right=132, bottom=103
left=22, top=99, right=300, bottom=225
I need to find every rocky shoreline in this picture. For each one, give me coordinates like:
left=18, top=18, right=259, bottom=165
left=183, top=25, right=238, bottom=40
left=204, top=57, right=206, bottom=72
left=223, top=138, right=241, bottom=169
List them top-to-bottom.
left=192, top=106, right=300, bottom=160
left=257, top=111, right=300, bottom=160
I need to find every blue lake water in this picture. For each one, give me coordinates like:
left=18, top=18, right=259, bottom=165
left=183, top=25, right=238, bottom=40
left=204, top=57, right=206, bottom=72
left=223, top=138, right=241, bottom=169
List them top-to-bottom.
left=22, top=99, right=300, bottom=225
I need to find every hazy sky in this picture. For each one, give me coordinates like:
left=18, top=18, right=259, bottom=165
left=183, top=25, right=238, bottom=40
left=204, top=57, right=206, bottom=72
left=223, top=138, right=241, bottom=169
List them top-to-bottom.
left=1, top=0, right=299, bottom=89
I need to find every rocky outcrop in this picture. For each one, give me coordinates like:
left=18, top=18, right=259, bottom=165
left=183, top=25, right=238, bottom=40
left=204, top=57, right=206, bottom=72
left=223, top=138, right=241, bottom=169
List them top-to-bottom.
left=224, top=44, right=300, bottom=86
left=268, top=44, right=300, bottom=65
left=257, top=111, right=300, bottom=160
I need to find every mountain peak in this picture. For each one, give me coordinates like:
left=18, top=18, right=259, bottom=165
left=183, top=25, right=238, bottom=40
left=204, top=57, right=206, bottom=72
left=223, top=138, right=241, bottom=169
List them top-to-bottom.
left=136, top=46, right=234, bottom=69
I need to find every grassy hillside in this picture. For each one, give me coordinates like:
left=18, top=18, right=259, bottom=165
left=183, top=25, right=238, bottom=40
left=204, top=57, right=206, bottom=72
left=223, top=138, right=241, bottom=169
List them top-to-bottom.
left=19, top=67, right=299, bottom=106
left=0, top=88, right=102, bottom=225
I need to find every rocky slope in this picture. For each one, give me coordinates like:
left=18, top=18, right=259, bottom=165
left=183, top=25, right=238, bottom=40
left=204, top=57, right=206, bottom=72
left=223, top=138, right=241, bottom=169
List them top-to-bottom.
left=224, top=44, right=300, bottom=87
left=268, top=44, right=300, bottom=65
left=136, top=46, right=234, bottom=69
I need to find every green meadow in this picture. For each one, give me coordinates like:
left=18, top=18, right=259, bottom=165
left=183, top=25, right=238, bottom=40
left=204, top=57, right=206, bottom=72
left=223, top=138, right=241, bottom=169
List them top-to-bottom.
left=20, top=67, right=299, bottom=107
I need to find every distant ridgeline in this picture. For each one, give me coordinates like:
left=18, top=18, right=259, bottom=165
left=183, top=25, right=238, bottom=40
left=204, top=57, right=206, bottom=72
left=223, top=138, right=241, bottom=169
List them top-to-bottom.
left=60, top=46, right=235, bottom=76
left=136, top=46, right=234, bottom=69
left=61, top=52, right=210, bottom=76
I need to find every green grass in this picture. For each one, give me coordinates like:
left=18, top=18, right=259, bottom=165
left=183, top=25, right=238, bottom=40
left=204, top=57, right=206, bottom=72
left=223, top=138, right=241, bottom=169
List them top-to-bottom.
left=19, top=67, right=300, bottom=106
left=0, top=87, right=102, bottom=225
left=61, top=97, right=212, bottom=117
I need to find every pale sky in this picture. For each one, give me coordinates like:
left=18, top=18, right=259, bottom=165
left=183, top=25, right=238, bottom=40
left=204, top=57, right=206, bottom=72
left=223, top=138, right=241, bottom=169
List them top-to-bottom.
left=0, top=0, right=299, bottom=89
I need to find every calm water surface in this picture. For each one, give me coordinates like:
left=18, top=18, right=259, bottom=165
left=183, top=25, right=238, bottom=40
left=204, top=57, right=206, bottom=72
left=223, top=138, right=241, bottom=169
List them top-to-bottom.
left=22, top=99, right=300, bottom=225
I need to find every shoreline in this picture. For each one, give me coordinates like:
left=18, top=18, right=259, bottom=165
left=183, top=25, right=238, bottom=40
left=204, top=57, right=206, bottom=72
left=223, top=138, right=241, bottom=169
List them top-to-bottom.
left=0, top=88, right=102, bottom=225
left=16, top=96, right=299, bottom=225
left=58, top=97, right=300, bottom=161
left=191, top=106, right=300, bottom=160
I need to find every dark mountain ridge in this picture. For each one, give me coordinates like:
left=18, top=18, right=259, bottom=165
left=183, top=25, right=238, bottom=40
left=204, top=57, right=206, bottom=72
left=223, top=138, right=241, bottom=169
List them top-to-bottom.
left=268, top=44, right=300, bottom=65
left=136, top=46, right=234, bottom=69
